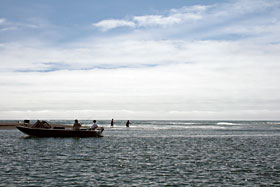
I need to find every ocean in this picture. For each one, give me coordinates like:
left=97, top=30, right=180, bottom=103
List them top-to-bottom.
left=1, top=120, right=280, bottom=186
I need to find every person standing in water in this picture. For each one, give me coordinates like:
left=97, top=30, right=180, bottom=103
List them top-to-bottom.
left=111, top=118, right=114, bottom=127
left=126, top=120, right=130, bottom=127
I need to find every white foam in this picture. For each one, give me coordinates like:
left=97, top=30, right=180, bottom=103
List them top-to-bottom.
left=217, top=122, right=242, bottom=126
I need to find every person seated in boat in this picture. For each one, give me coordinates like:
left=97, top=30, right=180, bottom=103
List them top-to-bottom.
left=73, top=119, right=81, bottom=131
left=90, top=120, right=104, bottom=132
left=91, top=120, right=98, bottom=130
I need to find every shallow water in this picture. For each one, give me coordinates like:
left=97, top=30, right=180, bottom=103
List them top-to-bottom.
left=1, top=120, right=280, bottom=186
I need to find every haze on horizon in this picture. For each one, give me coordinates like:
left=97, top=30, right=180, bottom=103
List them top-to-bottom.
left=0, top=0, right=280, bottom=120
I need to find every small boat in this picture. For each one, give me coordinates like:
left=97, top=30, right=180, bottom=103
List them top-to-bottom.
left=16, top=126, right=103, bottom=138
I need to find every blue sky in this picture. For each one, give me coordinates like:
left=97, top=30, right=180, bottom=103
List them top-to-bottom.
left=0, top=0, right=280, bottom=120
left=0, top=0, right=224, bottom=45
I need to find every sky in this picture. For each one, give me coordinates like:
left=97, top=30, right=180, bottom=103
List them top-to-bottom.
left=0, top=0, right=280, bottom=120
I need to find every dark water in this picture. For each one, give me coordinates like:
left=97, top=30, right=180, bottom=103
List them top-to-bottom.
left=1, top=120, right=280, bottom=186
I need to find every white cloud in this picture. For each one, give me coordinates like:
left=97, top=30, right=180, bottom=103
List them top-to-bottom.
left=93, top=5, right=206, bottom=31
left=171, top=5, right=210, bottom=13
left=133, top=12, right=201, bottom=27
left=133, top=15, right=179, bottom=26
left=0, top=18, right=6, bottom=24
left=93, top=19, right=135, bottom=31
left=1, top=37, right=280, bottom=119
left=1, top=38, right=279, bottom=72
left=1, top=54, right=280, bottom=120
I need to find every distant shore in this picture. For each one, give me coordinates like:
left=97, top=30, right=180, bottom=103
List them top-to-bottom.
left=0, top=122, right=72, bottom=130
left=0, top=122, right=20, bottom=130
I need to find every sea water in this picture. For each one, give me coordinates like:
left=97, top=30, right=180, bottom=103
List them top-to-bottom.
left=0, top=120, right=280, bottom=186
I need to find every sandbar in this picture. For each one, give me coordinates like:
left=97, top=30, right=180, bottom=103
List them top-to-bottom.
left=0, top=122, right=71, bottom=130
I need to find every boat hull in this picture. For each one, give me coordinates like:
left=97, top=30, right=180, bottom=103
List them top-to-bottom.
left=16, top=126, right=103, bottom=138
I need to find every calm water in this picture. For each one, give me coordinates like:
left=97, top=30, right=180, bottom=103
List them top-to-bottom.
left=1, top=120, right=280, bottom=186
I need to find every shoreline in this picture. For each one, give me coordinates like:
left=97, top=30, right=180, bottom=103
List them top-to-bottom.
left=0, top=122, right=72, bottom=130
left=0, top=122, right=19, bottom=130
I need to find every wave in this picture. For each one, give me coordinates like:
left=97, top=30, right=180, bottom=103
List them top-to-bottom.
left=217, top=122, right=243, bottom=126
left=103, top=124, right=232, bottom=131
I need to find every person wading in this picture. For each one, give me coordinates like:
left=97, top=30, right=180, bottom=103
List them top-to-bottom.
left=126, top=120, right=130, bottom=127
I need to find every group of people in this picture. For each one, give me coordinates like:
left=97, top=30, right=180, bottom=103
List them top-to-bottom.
left=111, top=118, right=130, bottom=127
left=72, top=119, right=130, bottom=131
left=72, top=119, right=99, bottom=131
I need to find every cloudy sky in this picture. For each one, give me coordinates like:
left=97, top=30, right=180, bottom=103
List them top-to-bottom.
left=0, top=0, right=279, bottom=120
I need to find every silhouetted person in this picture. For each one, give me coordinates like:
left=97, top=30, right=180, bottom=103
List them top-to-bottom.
left=111, top=118, right=114, bottom=127
left=126, top=120, right=130, bottom=127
